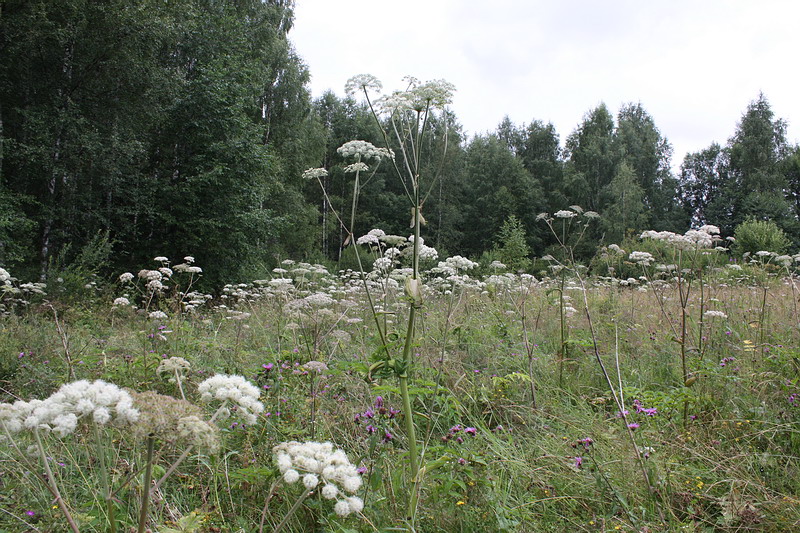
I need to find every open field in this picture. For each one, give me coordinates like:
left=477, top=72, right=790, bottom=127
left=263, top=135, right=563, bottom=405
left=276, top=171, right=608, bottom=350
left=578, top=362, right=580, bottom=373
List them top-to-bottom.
left=2, top=254, right=800, bottom=532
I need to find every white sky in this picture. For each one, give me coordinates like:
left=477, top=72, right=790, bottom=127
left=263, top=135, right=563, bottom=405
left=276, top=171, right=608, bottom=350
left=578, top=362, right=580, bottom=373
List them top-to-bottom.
left=290, top=0, right=800, bottom=169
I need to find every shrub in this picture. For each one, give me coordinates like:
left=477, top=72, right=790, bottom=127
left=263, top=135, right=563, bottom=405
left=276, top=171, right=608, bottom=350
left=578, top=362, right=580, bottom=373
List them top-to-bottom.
left=732, top=218, right=791, bottom=257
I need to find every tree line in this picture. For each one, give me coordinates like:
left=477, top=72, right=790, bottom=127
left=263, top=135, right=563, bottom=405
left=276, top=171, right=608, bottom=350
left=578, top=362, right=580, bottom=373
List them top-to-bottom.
left=2, top=0, right=799, bottom=287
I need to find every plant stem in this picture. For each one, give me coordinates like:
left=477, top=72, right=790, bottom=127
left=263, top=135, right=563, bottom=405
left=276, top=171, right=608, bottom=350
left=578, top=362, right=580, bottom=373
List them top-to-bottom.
left=153, top=401, right=227, bottom=491
left=94, top=423, right=116, bottom=533
left=33, top=429, right=81, bottom=533
left=137, top=436, right=155, bottom=533
left=272, top=488, right=313, bottom=533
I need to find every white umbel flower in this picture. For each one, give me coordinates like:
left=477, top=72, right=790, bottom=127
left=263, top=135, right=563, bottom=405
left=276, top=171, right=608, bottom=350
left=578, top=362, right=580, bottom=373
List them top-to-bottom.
left=197, top=374, right=264, bottom=424
left=1, top=380, right=139, bottom=438
left=273, top=440, right=364, bottom=517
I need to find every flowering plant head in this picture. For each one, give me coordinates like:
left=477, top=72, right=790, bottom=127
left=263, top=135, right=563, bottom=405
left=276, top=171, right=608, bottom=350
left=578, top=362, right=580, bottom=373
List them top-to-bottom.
left=344, top=73, right=382, bottom=97
left=302, top=167, right=328, bottom=181
left=197, top=374, right=264, bottom=424
left=1, top=380, right=139, bottom=438
left=273, top=440, right=364, bottom=516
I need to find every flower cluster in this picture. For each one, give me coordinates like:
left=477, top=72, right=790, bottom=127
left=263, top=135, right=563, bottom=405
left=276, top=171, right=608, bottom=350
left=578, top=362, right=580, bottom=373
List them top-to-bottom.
left=344, top=74, right=382, bottom=96
left=337, top=140, right=392, bottom=162
left=302, top=167, right=328, bottom=181
left=640, top=225, right=720, bottom=250
left=356, top=228, right=386, bottom=246
left=628, top=251, right=654, bottom=265
left=157, top=356, right=192, bottom=376
left=197, top=374, right=264, bottom=424
left=0, top=380, right=139, bottom=438
left=353, top=396, right=400, bottom=442
left=441, top=424, right=478, bottom=444
left=273, top=441, right=364, bottom=517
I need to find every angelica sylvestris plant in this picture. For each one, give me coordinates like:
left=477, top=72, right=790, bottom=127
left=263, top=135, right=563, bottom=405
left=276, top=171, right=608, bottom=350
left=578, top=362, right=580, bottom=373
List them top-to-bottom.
left=304, top=74, right=455, bottom=522
left=630, top=225, right=723, bottom=421
left=116, top=255, right=206, bottom=316
left=157, top=356, right=192, bottom=400
left=153, top=373, right=264, bottom=493
left=0, top=380, right=140, bottom=533
left=262, top=441, right=364, bottom=532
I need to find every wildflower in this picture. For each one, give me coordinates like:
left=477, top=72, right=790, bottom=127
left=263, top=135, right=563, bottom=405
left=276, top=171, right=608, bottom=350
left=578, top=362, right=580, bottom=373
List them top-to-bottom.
left=345, top=74, right=382, bottom=96
left=408, top=78, right=455, bottom=109
left=337, top=140, right=381, bottom=160
left=344, top=162, right=369, bottom=173
left=302, top=167, right=328, bottom=180
left=554, top=210, right=577, bottom=219
left=607, top=244, right=625, bottom=254
left=628, top=251, right=654, bottom=265
left=154, top=256, right=169, bottom=263
left=118, top=272, right=134, bottom=283
left=112, top=297, right=131, bottom=307
left=148, top=310, right=168, bottom=320
left=704, top=310, right=727, bottom=319
left=156, top=356, right=191, bottom=375
left=303, top=361, right=328, bottom=374
left=197, top=374, right=264, bottom=424
left=2, top=380, right=139, bottom=438
left=627, top=422, right=640, bottom=430
left=273, top=441, right=364, bottom=516
left=574, top=456, right=583, bottom=469
left=284, top=469, right=300, bottom=484
left=303, top=474, right=320, bottom=489
left=321, top=483, right=338, bottom=499
left=334, top=500, right=351, bottom=517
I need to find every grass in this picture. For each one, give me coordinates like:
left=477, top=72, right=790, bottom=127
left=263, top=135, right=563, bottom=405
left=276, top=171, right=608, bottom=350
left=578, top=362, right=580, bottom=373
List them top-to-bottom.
left=1, top=261, right=799, bottom=532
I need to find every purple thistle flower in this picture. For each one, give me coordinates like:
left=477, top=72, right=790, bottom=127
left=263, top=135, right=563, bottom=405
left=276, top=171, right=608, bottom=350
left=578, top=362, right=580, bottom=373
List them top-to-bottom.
left=464, top=427, right=477, bottom=436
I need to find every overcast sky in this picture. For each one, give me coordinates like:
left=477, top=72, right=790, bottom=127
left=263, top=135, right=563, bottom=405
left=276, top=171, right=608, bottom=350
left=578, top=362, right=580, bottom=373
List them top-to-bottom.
left=290, top=0, right=800, bottom=168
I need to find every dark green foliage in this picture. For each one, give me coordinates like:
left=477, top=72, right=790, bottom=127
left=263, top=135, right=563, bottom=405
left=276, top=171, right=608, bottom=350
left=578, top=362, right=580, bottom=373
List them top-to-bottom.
left=0, top=0, right=322, bottom=287
left=679, top=95, right=799, bottom=244
left=564, top=104, right=617, bottom=215
left=459, top=135, right=544, bottom=257
left=600, top=161, right=647, bottom=244
left=493, top=215, right=531, bottom=272
left=732, top=218, right=791, bottom=257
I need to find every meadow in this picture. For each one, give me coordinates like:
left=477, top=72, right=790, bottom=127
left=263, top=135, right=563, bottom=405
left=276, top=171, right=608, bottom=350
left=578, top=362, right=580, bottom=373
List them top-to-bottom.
left=1, top=233, right=799, bottom=532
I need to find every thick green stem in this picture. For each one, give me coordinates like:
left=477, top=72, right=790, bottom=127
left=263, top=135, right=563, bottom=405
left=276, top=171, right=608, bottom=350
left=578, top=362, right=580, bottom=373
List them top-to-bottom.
left=400, top=195, right=422, bottom=523
left=137, top=436, right=155, bottom=533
